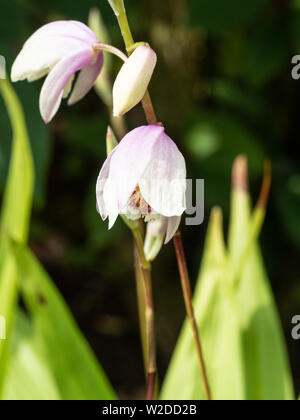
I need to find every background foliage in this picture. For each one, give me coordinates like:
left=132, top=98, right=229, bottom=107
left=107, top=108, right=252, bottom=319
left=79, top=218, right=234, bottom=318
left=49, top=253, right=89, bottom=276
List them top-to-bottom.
left=0, top=0, right=299, bottom=398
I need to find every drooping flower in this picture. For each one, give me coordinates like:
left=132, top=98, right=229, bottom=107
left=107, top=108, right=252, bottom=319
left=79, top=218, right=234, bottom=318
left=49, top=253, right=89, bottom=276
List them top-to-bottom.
left=11, top=21, right=103, bottom=123
left=113, top=46, right=157, bottom=117
left=96, top=125, right=186, bottom=241
left=144, top=216, right=182, bottom=261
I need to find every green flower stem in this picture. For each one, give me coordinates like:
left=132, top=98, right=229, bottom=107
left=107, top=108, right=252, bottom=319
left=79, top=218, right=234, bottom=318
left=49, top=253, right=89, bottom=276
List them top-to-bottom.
left=112, top=1, right=158, bottom=125
left=93, top=43, right=127, bottom=62
left=132, top=227, right=156, bottom=400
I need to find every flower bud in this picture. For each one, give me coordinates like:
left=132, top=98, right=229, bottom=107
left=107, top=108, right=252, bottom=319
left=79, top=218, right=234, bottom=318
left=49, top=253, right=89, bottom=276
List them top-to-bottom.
left=113, top=46, right=157, bottom=117
left=144, top=218, right=167, bottom=262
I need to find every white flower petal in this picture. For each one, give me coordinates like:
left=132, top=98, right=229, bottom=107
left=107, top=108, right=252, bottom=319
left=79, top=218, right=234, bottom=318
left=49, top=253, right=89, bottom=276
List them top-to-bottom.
left=39, top=49, right=93, bottom=123
left=139, top=131, right=186, bottom=217
left=165, top=216, right=181, bottom=244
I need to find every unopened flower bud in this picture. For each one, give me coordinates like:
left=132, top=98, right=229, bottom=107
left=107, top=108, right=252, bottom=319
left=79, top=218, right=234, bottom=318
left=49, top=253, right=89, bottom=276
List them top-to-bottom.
left=113, top=46, right=157, bottom=117
left=144, top=216, right=182, bottom=261
left=144, top=218, right=167, bottom=262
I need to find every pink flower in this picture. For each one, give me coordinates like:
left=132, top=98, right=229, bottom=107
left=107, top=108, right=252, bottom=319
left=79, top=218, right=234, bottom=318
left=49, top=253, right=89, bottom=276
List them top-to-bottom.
left=11, top=21, right=103, bottom=123
left=96, top=125, right=186, bottom=241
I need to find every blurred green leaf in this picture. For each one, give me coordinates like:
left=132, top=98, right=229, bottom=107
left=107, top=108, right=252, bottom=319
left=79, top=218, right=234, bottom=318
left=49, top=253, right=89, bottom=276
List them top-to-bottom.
left=189, top=0, right=270, bottom=33
left=243, top=18, right=288, bottom=87
left=212, top=79, right=268, bottom=120
left=0, top=80, right=34, bottom=395
left=0, top=81, right=34, bottom=243
left=0, top=84, right=50, bottom=206
left=185, top=110, right=265, bottom=210
left=186, top=111, right=265, bottom=173
left=65, top=116, right=107, bottom=157
left=162, top=159, right=294, bottom=400
left=228, top=169, right=294, bottom=400
left=276, top=173, right=300, bottom=249
left=84, top=178, right=125, bottom=250
left=161, top=208, right=245, bottom=400
left=16, top=245, right=116, bottom=400
left=3, top=310, right=61, bottom=400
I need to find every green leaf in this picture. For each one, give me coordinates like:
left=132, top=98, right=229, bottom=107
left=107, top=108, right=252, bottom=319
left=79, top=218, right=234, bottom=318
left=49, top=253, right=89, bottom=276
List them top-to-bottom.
left=243, top=17, right=288, bottom=87
left=0, top=80, right=34, bottom=396
left=0, top=80, right=34, bottom=244
left=162, top=158, right=294, bottom=400
left=228, top=167, right=294, bottom=400
left=161, top=208, right=245, bottom=400
left=0, top=238, right=18, bottom=395
left=15, top=245, right=116, bottom=400
left=3, top=310, right=61, bottom=400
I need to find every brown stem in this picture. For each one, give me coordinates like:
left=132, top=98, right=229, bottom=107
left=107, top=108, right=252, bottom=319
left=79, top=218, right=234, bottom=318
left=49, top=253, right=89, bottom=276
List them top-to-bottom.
left=141, top=91, right=158, bottom=125
left=173, top=232, right=212, bottom=401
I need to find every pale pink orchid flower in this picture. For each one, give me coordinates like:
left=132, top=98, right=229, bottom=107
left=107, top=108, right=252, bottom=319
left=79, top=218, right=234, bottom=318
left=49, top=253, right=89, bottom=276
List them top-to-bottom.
left=11, top=21, right=103, bottom=123
left=96, top=125, right=186, bottom=242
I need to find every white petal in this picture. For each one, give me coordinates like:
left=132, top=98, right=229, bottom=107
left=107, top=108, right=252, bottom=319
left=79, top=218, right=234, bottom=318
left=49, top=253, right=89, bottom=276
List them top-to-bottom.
left=68, top=53, right=103, bottom=105
left=107, top=125, right=164, bottom=215
left=139, top=132, right=187, bottom=217
left=96, top=149, right=117, bottom=221
left=165, top=216, right=181, bottom=244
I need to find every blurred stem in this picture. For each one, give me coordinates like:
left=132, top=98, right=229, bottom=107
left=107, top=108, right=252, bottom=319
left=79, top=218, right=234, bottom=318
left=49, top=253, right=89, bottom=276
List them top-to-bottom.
left=132, top=227, right=157, bottom=400
left=173, top=232, right=212, bottom=401
left=134, top=247, right=148, bottom=372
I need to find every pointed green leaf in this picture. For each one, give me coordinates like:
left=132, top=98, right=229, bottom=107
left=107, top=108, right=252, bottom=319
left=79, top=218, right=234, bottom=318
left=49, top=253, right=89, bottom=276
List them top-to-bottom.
left=0, top=80, right=34, bottom=395
left=228, top=162, right=294, bottom=400
left=161, top=208, right=245, bottom=400
left=15, top=245, right=116, bottom=400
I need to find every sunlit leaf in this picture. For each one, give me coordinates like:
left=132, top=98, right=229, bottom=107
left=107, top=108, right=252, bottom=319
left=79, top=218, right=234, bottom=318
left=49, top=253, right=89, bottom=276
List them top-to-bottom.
left=0, top=80, right=34, bottom=395
left=228, top=163, right=294, bottom=400
left=15, top=245, right=116, bottom=400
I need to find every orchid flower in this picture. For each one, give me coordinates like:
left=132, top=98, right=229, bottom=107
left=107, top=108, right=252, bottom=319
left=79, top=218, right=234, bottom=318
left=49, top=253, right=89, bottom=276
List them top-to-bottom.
left=11, top=21, right=103, bottom=123
left=96, top=125, right=186, bottom=242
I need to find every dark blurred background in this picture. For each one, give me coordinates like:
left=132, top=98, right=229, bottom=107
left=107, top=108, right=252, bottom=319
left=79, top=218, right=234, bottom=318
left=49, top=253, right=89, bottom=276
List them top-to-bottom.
left=0, top=0, right=299, bottom=398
